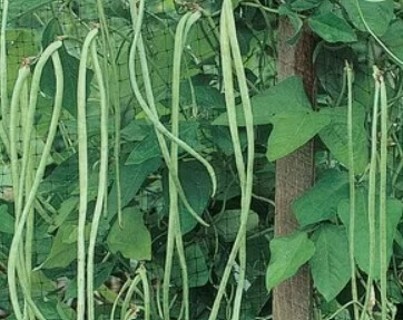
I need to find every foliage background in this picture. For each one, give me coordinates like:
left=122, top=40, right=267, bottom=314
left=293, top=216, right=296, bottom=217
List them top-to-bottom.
left=0, top=0, right=403, bottom=319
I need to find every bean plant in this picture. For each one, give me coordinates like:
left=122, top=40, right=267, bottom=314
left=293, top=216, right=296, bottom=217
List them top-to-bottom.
left=0, top=0, right=403, bottom=320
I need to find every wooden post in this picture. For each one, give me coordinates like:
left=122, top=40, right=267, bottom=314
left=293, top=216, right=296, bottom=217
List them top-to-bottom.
left=273, top=18, right=316, bottom=320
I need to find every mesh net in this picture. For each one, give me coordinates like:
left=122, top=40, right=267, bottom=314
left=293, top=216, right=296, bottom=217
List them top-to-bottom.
left=0, top=0, right=393, bottom=320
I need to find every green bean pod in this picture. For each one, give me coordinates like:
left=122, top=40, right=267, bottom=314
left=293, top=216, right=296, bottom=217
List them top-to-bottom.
left=76, top=27, right=99, bottom=320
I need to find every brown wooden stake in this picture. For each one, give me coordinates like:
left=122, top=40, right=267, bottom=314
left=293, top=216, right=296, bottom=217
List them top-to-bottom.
left=273, top=18, right=316, bottom=320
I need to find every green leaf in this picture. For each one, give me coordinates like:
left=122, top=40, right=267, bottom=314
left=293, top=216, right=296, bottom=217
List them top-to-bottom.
left=8, top=0, right=53, bottom=21
left=291, top=0, right=323, bottom=11
left=340, top=0, right=393, bottom=36
left=278, top=5, right=304, bottom=45
left=308, top=13, right=357, bottom=43
left=40, top=18, right=93, bottom=117
left=381, top=20, right=403, bottom=65
left=315, top=46, right=356, bottom=100
left=213, top=76, right=312, bottom=126
left=183, top=85, right=226, bottom=111
left=319, top=105, right=368, bottom=174
left=266, top=111, right=330, bottom=161
left=121, top=120, right=156, bottom=142
left=125, top=121, right=201, bottom=165
left=209, top=125, right=247, bottom=155
left=125, top=131, right=161, bottom=165
left=107, top=157, right=161, bottom=218
left=178, top=161, right=212, bottom=234
left=0, top=164, right=12, bottom=187
left=293, top=169, right=349, bottom=227
left=337, top=189, right=402, bottom=279
left=0, top=205, right=15, bottom=234
left=107, top=208, right=152, bottom=261
left=213, top=209, right=259, bottom=242
left=41, top=223, right=78, bottom=269
left=310, top=224, right=351, bottom=301
left=266, top=231, right=315, bottom=291
left=172, top=244, right=209, bottom=288
left=56, top=301, right=76, bottom=320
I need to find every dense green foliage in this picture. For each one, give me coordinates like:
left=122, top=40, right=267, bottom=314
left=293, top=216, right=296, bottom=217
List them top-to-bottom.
left=0, top=0, right=403, bottom=319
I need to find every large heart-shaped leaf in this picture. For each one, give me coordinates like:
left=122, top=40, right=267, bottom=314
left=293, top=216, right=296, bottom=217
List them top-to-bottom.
left=340, top=0, right=393, bottom=36
left=308, top=12, right=357, bottom=43
left=381, top=20, right=403, bottom=65
left=213, top=76, right=312, bottom=126
left=319, top=104, right=368, bottom=174
left=267, top=111, right=330, bottom=161
left=107, top=156, right=161, bottom=219
left=178, top=161, right=213, bottom=234
left=293, top=169, right=349, bottom=227
left=107, top=208, right=152, bottom=261
left=213, top=209, right=259, bottom=242
left=41, top=223, right=78, bottom=269
left=310, top=224, right=351, bottom=301
left=266, top=231, right=315, bottom=291
left=171, top=244, right=209, bottom=288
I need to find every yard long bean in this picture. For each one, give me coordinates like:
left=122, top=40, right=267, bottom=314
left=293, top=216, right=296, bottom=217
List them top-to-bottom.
left=0, top=0, right=9, bottom=136
left=95, top=0, right=121, bottom=226
left=129, top=1, right=217, bottom=201
left=208, top=1, right=255, bottom=318
left=130, top=2, right=214, bottom=233
left=129, top=3, right=215, bottom=318
left=225, top=4, right=255, bottom=318
left=166, top=11, right=202, bottom=320
left=76, top=27, right=99, bottom=320
left=86, top=28, right=109, bottom=320
left=8, top=43, right=63, bottom=320
left=8, top=63, right=31, bottom=320
left=346, top=63, right=360, bottom=320
left=378, top=66, right=389, bottom=320
left=360, top=67, right=380, bottom=320
left=138, top=264, right=151, bottom=320
left=120, top=274, right=141, bottom=319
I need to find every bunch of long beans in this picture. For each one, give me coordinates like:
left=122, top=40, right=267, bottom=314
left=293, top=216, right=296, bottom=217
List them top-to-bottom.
left=6, top=41, right=64, bottom=320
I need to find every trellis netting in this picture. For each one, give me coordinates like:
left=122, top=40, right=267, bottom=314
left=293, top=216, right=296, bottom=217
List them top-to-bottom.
left=0, top=0, right=389, bottom=319
left=0, top=1, right=276, bottom=319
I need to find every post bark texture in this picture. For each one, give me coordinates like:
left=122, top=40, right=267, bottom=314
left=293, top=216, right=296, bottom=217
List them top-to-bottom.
left=273, top=17, right=316, bottom=320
